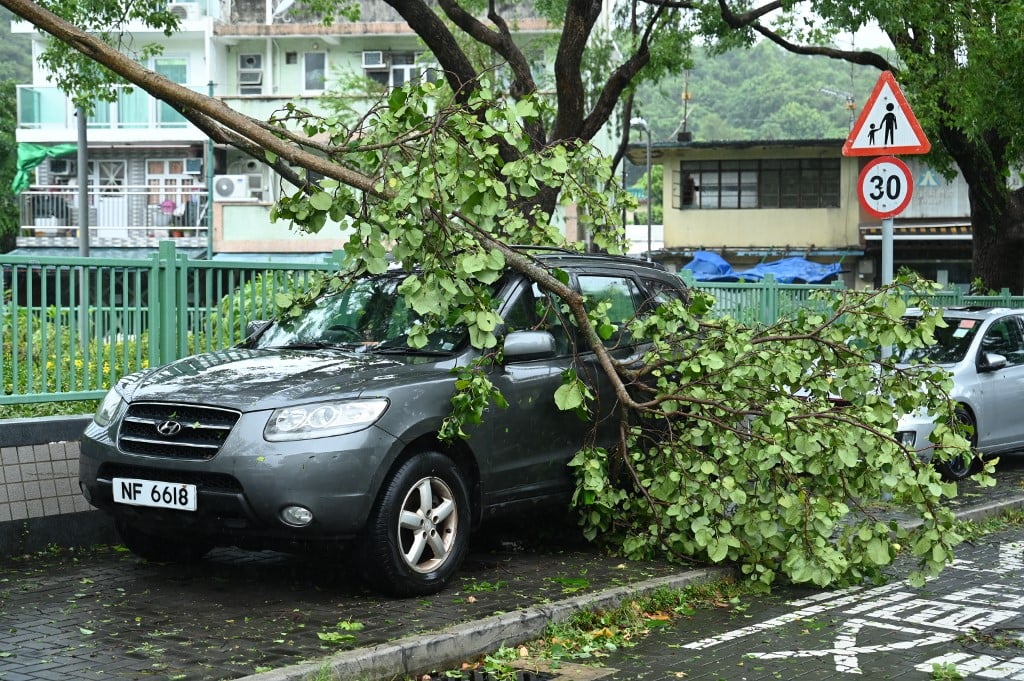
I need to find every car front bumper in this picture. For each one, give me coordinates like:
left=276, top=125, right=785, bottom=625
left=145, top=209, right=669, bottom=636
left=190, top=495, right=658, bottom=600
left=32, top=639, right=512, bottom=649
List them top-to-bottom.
left=79, top=410, right=402, bottom=549
left=895, top=411, right=937, bottom=462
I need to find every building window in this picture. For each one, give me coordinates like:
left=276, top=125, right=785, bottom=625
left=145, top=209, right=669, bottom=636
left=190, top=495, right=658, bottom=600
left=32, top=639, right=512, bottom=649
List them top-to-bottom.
left=304, top=52, right=326, bottom=92
left=366, top=52, right=438, bottom=89
left=677, top=158, right=840, bottom=209
left=146, top=159, right=202, bottom=213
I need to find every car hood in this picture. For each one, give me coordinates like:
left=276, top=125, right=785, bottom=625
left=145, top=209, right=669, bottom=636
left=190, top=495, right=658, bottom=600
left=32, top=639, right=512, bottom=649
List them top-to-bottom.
left=120, top=347, right=455, bottom=411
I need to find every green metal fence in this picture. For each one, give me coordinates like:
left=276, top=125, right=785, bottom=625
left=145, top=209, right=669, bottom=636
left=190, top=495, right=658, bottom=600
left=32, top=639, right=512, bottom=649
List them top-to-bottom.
left=1, top=242, right=345, bottom=407
left=4, top=243, right=1024, bottom=407
left=679, top=273, right=1024, bottom=324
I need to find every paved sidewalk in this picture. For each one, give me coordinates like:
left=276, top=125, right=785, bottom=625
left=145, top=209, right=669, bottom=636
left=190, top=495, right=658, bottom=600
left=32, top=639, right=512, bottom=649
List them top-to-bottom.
left=1, top=462, right=1023, bottom=681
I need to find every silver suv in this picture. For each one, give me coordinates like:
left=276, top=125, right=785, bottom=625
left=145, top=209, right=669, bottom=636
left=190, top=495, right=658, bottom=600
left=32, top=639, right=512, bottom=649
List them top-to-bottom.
left=79, top=251, right=688, bottom=596
left=896, top=307, right=1024, bottom=480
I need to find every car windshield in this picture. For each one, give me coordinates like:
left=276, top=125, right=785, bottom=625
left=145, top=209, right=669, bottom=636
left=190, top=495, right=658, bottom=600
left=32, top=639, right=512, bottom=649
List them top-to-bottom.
left=254, top=275, right=466, bottom=354
left=898, top=315, right=982, bottom=364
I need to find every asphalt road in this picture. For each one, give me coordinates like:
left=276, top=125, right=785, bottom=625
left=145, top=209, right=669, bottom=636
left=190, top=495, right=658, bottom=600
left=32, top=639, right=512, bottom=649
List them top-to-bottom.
left=598, top=522, right=1024, bottom=680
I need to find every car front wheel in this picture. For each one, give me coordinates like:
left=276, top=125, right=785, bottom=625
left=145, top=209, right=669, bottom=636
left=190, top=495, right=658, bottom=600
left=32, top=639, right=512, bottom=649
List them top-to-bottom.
left=936, top=406, right=983, bottom=482
left=358, top=451, right=470, bottom=597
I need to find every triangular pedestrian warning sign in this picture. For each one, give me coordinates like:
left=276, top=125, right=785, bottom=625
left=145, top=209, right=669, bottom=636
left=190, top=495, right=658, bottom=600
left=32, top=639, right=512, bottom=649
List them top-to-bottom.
left=843, top=71, right=930, bottom=156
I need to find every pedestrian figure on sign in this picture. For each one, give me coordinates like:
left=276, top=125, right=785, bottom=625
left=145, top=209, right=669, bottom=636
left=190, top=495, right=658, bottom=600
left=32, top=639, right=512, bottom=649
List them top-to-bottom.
left=881, top=103, right=897, bottom=145
left=867, top=123, right=878, bottom=145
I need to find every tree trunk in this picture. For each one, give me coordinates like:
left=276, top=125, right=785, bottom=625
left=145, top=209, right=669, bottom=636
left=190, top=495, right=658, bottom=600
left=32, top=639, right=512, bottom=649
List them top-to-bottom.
left=940, top=126, right=1024, bottom=293
left=970, top=188, right=1024, bottom=293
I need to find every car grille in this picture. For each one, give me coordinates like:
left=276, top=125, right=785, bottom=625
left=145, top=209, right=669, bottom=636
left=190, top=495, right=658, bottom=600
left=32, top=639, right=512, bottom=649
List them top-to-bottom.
left=118, top=402, right=241, bottom=460
left=98, top=463, right=244, bottom=494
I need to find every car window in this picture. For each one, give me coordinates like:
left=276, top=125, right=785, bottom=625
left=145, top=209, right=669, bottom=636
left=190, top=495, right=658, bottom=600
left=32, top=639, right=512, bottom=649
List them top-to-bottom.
left=578, top=274, right=642, bottom=348
left=640, top=276, right=688, bottom=314
left=502, top=282, right=573, bottom=356
left=980, top=316, right=1024, bottom=366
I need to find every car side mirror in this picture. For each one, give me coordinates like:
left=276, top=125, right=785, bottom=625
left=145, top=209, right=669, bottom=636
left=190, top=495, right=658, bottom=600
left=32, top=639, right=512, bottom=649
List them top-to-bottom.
left=503, top=330, right=556, bottom=361
left=978, top=351, right=1008, bottom=372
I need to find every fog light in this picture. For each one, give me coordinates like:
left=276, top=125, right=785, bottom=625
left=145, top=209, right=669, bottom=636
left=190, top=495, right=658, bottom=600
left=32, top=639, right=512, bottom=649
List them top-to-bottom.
left=281, top=505, right=314, bottom=526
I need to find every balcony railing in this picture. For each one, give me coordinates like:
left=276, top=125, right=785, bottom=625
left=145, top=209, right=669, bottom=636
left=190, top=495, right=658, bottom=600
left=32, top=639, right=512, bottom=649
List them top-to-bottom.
left=16, top=85, right=209, bottom=131
left=17, top=184, right=209, bottom=248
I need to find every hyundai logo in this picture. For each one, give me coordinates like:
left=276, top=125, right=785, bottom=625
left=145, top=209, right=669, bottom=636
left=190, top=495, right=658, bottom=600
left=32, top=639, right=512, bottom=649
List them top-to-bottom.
left=156, top=420, right=183, bottom=437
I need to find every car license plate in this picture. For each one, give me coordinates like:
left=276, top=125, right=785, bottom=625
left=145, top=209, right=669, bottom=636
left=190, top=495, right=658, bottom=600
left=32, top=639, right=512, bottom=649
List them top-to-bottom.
left=112, top=478, right=197, bottom=512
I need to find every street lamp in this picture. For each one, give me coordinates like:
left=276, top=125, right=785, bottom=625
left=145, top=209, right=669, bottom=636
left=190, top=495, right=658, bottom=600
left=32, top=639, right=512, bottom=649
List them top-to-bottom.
left=630, top=116, right=652, bottom=262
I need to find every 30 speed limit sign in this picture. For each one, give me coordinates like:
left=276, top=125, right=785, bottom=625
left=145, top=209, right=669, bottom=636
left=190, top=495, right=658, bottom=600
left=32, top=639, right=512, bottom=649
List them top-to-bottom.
left=857, top=156, right=913, bottom=219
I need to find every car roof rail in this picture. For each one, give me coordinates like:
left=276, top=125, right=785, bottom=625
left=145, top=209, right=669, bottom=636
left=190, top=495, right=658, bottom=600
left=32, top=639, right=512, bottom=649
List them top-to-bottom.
left=511, top=245, right=579, bottom=255
left=512, top=245, right=670, bottom=272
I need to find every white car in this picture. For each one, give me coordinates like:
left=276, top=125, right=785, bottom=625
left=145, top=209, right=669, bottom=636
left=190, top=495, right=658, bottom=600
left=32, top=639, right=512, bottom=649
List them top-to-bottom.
left=896, top=307, right=1024, bottom=480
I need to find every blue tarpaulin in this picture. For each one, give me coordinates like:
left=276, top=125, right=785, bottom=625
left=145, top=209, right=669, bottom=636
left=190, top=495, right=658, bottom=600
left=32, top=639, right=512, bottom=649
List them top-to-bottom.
left=682, top=251, right=842, bottom=283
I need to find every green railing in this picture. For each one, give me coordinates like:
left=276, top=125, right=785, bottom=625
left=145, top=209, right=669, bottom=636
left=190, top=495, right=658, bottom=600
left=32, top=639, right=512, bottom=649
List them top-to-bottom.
left=1, top=242, right=345, bottom=406
left=5, top=243, right=1024, bottom=407
left=680, top=272, right=1024, bottom=324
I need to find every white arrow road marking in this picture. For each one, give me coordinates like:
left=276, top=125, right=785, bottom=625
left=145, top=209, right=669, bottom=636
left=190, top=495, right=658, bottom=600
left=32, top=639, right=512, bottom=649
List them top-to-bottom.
left=683, top=582, right=907, bottom=650
left=745, top=618, right=956, bottom=675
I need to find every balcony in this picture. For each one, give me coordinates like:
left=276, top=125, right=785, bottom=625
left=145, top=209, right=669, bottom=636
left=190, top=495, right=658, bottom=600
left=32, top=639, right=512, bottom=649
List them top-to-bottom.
left=16, top=85, right=210, bottom=143
left=16, top=184, right=209, bottom=250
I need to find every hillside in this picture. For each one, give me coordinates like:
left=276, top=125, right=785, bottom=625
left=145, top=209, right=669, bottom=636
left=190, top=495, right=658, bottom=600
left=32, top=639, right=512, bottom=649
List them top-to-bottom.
left=0, top=8, right=32, bottom=83
left=636, top=41, right=886, bottom=143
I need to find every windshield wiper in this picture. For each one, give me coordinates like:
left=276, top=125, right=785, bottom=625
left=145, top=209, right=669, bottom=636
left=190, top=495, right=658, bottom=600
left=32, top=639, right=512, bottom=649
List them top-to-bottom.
left=272, top=341, right=360, bottom=352
left=371, top=345, right=451, bottom=356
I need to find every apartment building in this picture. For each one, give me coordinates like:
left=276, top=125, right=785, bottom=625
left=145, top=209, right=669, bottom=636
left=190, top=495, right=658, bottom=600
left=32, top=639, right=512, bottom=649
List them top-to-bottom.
left=11, top=1, right=552, bottom=260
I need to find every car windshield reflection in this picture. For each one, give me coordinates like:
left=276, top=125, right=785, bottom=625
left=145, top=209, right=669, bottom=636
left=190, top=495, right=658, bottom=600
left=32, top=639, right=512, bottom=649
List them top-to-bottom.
left=255, top=276, right=466, bottom=354
left=899, top=316, right=981, bottom=365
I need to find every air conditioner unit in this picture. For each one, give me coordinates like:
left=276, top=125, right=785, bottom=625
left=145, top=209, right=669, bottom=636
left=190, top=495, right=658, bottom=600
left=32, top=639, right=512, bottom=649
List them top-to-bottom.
left=168, top=1, right=200, bottom=20
left=361, top=50, right=386, bottom=70
left=239, top=53, right=262, bottom=70
left=49, top=158, right=75, bottom=175
left=184, top=158, right=202, bottom=175
left=246, top=173, right=264, bottom=191
left=213, top=174, right=253, bottom=201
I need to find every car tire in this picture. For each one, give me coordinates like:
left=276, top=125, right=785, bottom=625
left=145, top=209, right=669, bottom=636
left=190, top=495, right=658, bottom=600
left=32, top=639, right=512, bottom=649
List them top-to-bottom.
left=936, top=406, right=983, bottom=482
left=357, top=451, right=471, bottom=597
left=115, top=519, right=212, bottom=563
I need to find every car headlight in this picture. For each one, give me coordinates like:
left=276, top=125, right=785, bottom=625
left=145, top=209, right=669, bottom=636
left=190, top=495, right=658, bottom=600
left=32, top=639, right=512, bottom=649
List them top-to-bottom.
left=93, top=388, right=125, bottom=427
left=264, top=398, right=389, bottom=441
left=896, top=430, right=917, bottom=448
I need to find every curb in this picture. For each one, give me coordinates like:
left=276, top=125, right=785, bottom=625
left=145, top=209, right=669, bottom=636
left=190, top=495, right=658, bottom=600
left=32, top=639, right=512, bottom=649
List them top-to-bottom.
left=947, top=493, right=1024, bottom=524
left=234, top=567, right=732, bottom=681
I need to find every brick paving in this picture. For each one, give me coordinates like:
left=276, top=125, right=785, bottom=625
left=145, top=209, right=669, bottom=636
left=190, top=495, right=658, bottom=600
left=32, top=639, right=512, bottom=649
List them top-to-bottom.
left=1, top=459, right=1023, bottom=681
left=0, top=519, right=682, bottom=681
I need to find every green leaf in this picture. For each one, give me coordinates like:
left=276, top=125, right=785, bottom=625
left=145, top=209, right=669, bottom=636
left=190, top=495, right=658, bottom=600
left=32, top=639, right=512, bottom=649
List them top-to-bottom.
left=309, top=191, right=333, bottom=211
left=554, top=382, right=585, bottom=411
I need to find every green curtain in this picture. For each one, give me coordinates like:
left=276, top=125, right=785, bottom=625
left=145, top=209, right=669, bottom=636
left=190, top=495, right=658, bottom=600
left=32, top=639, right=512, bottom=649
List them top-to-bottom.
left=11, top=143, right=77, bottom=194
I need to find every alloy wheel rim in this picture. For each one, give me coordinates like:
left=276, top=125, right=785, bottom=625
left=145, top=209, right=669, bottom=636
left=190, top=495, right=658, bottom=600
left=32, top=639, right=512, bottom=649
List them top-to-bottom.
left=397, top=476, right=458, bottom=573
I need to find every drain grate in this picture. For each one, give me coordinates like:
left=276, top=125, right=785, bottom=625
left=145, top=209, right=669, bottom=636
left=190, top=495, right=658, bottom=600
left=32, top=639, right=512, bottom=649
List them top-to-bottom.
left=444, top=661, right=617, bottom=681
left=460, top=671, right=553, bottom=681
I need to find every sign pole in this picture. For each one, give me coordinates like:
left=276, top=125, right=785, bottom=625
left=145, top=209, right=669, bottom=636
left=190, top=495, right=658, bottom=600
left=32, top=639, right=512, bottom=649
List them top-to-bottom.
left=881, top=216, right=894, bottom=286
